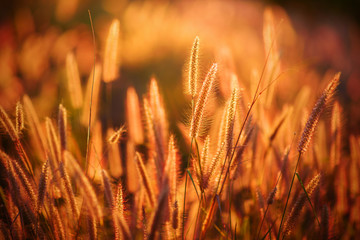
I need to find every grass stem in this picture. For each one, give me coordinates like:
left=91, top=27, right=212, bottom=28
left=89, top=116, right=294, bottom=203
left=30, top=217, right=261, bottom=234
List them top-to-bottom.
left=277, top=153, right=302, bottom=239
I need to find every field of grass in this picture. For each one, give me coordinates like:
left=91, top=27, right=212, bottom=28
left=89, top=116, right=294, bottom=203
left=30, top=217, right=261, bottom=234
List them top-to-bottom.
left=0, top=1, right=359, bottom=239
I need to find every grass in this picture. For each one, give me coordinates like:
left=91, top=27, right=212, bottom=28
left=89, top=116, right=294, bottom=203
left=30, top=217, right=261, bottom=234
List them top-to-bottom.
left=0, top=4, right=359, bottom=240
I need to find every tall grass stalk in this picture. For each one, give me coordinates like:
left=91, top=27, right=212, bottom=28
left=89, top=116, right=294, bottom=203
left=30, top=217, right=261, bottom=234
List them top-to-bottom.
left=85, top=9, right=97, bottom=176
left=277, top=73, right=340, bottom=239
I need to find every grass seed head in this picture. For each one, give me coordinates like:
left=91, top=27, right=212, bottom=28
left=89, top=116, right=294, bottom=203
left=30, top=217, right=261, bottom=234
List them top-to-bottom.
left=103, top=19, right=120, bottom=83
left=188, top=36, right=200, bottom=98
left=66, top=51, right=83, bottom=109
left=189, top=63, right=217, bottom=138
left=298, top=72, right=341, bottom=154
left=15, top=101, right=25, bottom=135
left=58, top=104, right=67, bottom=151
left=0, top=105, right=18, bottom=141
left=283, top=173, right=321, bottom=236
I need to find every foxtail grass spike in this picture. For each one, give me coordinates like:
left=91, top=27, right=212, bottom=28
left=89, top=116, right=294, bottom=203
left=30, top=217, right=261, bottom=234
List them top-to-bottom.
left=103, top=19, right=120, bottom=83
left=188, top=36, right=200, bottom=98
left=66, top=52, right=83, bottom=109
left=190, top=63, right=217, bottom=138
left=298, top=73, right=340, bottom=154
left=149, top=77, right=168, bottom=142
left=126, top=86, right=144, bottom=144
left=224, top=87, right=239, bottom=153
left=23, top=95, right=48, bottom=156
left=143, top=98, right=156, bottom=148
left=16, top=101, right=24, bottom=135
left=58, top=104, right=67, bottom=152
left=217, top=104, right=228, bottom=150
left=0, top=105, right=18, bottom=141
left=45, top=118, right=61, bottom=164
left=165, top=135, right=177, bottom=201
left=201, top=135, right=210, bottom=172
left=205, top=141, right=225, bottom=190
left=1, top=150, right=35, bottom=208
left=135, top=152, right=156, bottom=207
left=10, top=159, right=37, bottom=205
left=36, top=160, right=49, bottom=214
left=282, top=173, right=321, bottom=236
left=114, top=182, right=125, bottom=240
left=116, top=182, right=124, bottom=215
left=267, top=187, right=277, bottom=205
left=49, top=199, right=66, bottom=240
left=172, top=200, right=179, bottom=230
left=321, top=205, right=329, bottom=240
left=115, top=211, right=131, bottom=239
left=87, top=214, right=97, bottom=240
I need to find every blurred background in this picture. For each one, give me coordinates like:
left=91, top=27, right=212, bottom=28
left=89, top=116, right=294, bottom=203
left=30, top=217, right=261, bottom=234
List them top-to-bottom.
left=0, top=0, right=359, bottom=138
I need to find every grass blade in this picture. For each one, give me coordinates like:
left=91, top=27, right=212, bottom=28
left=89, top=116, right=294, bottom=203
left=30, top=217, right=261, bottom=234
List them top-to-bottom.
left=187, top=169, right=200, bottom=200
left=295, top=172, right=320, bottom=227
